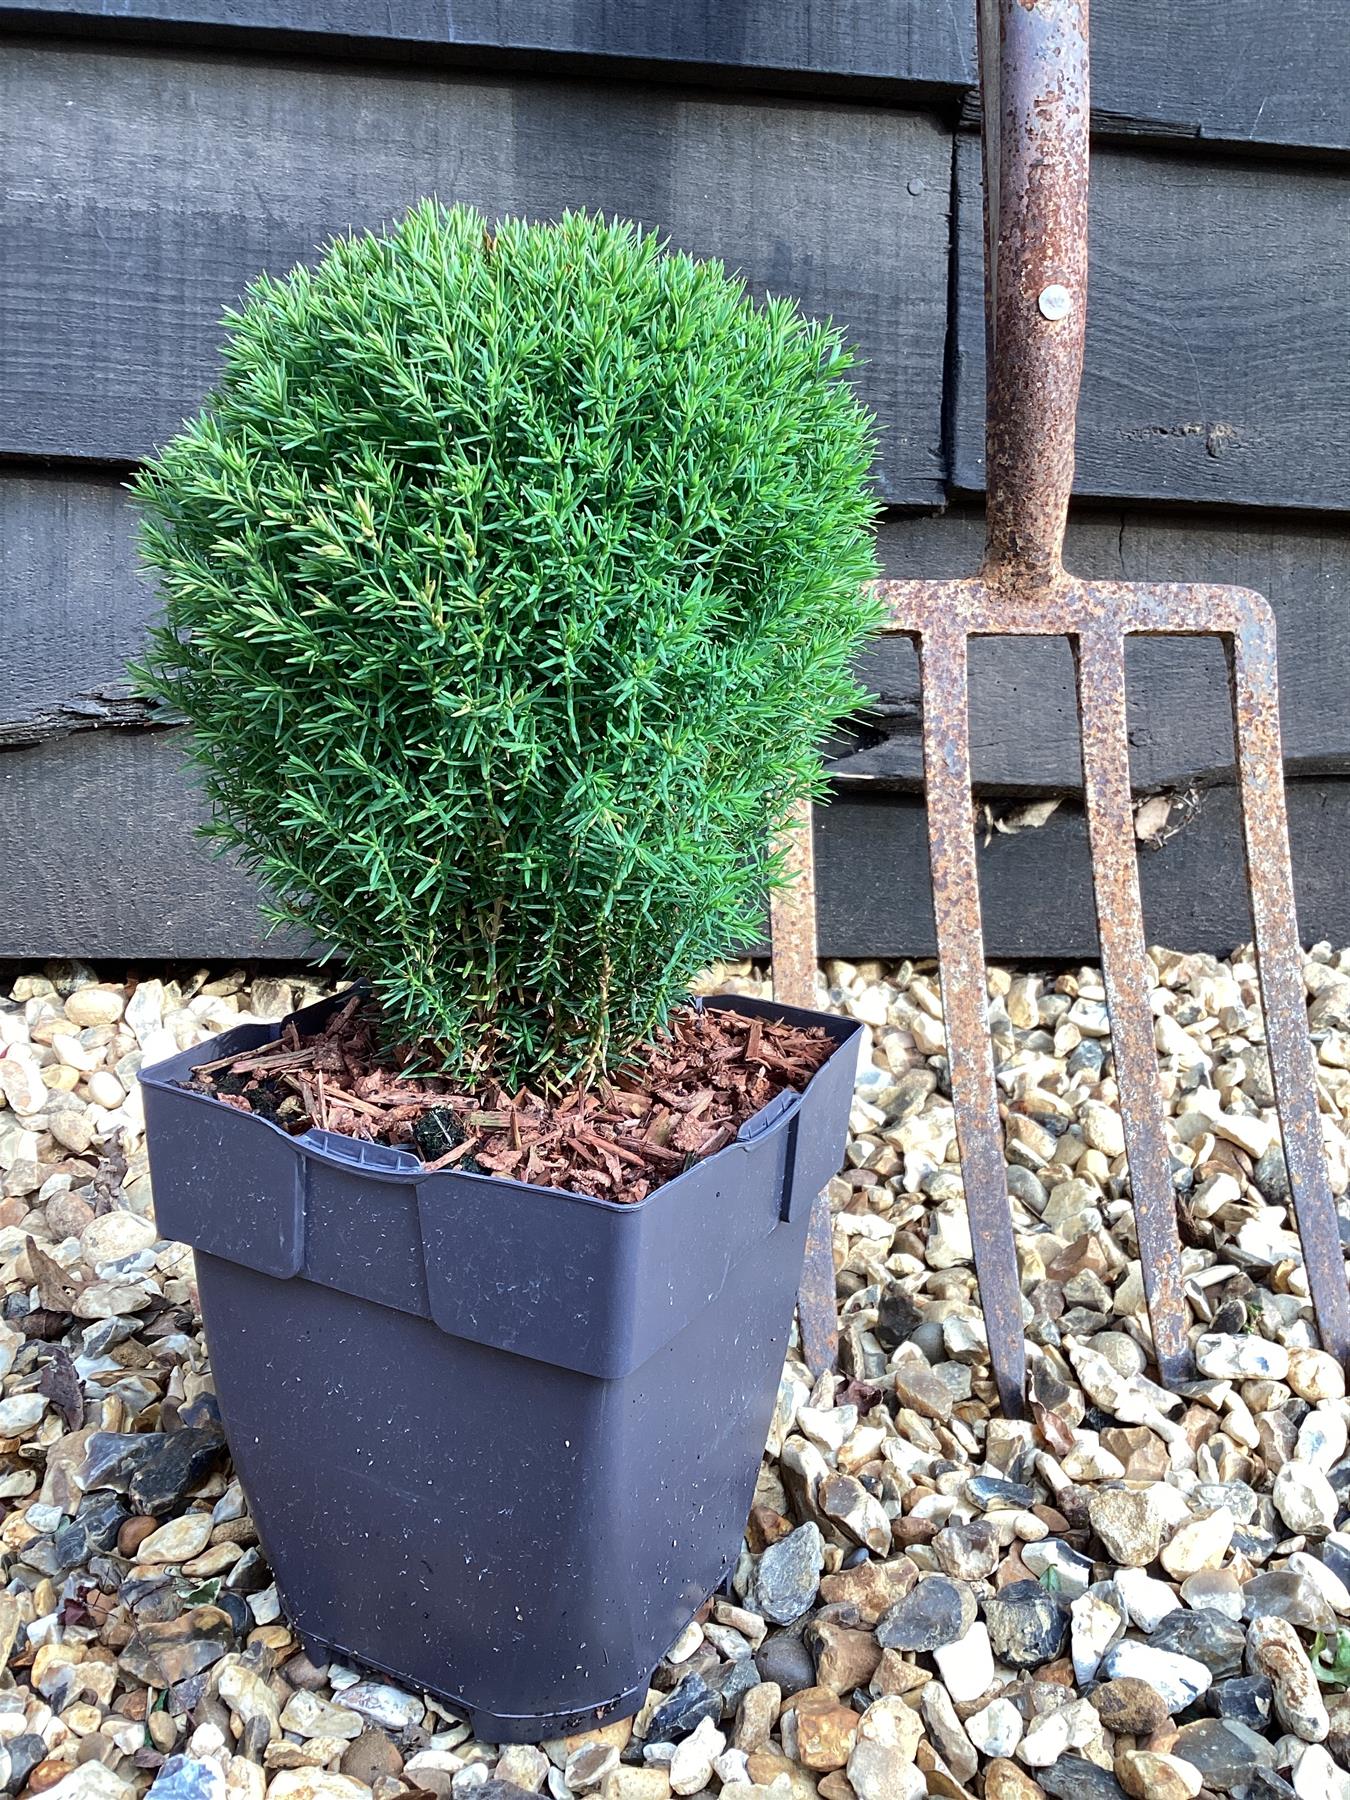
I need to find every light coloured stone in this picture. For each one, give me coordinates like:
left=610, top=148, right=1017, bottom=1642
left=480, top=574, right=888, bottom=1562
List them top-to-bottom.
left=64, top=988, right=126, bottom=1028
left=80, top=1210, right=157, bottom=1267
left=0, top=1393, right=48, bottom=1437
left=1273, top=1462, right=1339, bottom=1537
left=1160, top=1506, right=1234, bottom=1579
left=137, top=1512, right=214, bottom=1565
left=279, top=1691, right=364, bottom=1741
left=964, top=1698, right=1022, bottom=1760
left=669, top=1718, right=724, bottom=1796
left=265, top=1775, right=373, bottom=1800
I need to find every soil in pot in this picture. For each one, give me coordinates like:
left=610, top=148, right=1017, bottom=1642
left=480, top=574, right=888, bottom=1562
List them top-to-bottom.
left=187, top=993, right=834, bottom=1203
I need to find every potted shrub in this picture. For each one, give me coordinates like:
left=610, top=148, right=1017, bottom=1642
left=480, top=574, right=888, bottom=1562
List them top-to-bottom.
left=132, top=204, right=880, bottom=1741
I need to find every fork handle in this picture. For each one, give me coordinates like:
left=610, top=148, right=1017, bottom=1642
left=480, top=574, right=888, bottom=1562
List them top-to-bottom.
left=979, top=0, right=1090, bottom=586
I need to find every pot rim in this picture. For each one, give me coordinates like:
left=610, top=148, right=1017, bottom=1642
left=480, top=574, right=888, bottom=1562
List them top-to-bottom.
left=139, top=987, right=861, bottom=1217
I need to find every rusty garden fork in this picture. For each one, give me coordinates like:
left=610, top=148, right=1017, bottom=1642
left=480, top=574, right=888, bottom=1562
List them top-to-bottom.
left=777, top=0, right=1350, bottom=1415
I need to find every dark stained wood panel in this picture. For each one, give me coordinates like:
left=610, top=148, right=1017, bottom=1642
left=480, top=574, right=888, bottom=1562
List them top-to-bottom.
left=4, top=2, right=1346, bottom=154
left=0, top=41, right=951, bottom=504
left=951, top=135, right=1350, bottom=511
left=7, top=473, right=1349, bottom=799
left=9, top=475, right=1348, bottom=798
left=3, top=727, right=1345, bottom=961
left=813, top=780, right=1348, bottom=961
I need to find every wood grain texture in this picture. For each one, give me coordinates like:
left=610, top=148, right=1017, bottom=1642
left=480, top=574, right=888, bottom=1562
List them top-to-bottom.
left=3, top=2, right=1346, bottom=153
left=0, top=40, right=950, bottom=504
left=951, top=135, right=1350, bottom=511
left=9, top=475, right=1348, bottom=797
left=3, top=727, right=1345, bottom=960
left=812, top=780, right=1350, bottom=961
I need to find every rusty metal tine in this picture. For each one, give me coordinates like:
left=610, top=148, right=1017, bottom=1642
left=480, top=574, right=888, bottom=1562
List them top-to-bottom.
left=1229, top=613, right=1350, bottom=1366
left=920, top=625, right=1026, bottom=1418
left=1075, top=628, right=1191, bottom=1384
left=769, top=802, right=839, bottom=1379
left=769, top=802, right=818, bottom=1012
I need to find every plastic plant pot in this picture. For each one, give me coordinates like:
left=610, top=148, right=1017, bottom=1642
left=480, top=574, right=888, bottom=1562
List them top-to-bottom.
left=139, top=990, right=861, bottom=1743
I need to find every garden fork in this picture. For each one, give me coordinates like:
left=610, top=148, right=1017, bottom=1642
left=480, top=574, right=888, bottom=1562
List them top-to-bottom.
left=777, top=0, right=1350, bottom=1415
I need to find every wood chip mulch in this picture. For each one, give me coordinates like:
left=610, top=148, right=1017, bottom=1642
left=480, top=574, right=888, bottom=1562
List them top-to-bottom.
left=187, top=994, right=835, bottom=1203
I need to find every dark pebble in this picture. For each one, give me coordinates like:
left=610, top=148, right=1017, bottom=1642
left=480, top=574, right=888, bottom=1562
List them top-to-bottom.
left=874, top=1286, right=925, bottom=1351
left=128, top=1429, right=228, bottom=1515
left=965, top=1475, right=1035, bottom=1512
left=54, top=1491, right=129, bottom=1570
left=749, top=1523, right=823, bottom=1625
left=1240, top=1569, right=1334, bottom=1631
left=876, top=1575, right=975, bottom=1652
left=983, top=1580, right=1068, bottom=1668
left=1148, top=1607, right=1245, bottom=1676
left=753, top=1632, right=816, bottom=1699
left=711, top=1656, right=761, bottom=1720
left=646, top=1671, right=722, bottom=1741
left=1208, top=1675, right=1273, bottom=1730
left=1173, top=1718, right=1273, bottom=1790
left=2, top=1736, right=45, bottom=1795
left=1038, top=1759, right=1127, bottom=1800
left=1232, top=1773, right=1296, bottom=1800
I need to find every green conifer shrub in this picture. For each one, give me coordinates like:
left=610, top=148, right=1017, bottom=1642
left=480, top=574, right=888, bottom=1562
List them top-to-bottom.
left=133, top=203, right=881, bottom=1087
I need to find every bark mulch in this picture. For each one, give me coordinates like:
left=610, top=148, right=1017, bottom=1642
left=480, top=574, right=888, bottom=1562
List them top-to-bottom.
left=187, top=992, right=834, bottom=1203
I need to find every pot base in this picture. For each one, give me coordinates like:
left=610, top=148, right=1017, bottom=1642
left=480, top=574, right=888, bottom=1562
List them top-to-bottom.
left=294, top=1616, right=670, bottom=1744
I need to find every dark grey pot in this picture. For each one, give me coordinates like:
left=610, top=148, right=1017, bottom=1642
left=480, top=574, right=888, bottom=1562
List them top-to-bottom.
left=140, top=990, right=860, bottom=1741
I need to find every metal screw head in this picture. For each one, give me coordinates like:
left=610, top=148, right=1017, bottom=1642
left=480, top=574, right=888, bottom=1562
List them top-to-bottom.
left=1038, top=283, right=1073, bottom=321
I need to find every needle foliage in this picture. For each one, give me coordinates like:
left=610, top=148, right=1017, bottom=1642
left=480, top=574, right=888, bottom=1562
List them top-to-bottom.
left=133, top=203, right=881, bottom=1086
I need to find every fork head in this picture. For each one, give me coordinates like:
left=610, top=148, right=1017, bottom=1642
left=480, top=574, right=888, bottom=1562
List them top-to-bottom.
left=871, top=571, right=1350, bottom=1406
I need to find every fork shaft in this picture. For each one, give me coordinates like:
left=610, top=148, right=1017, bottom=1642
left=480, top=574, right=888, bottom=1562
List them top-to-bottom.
left=979, top=0, right=1090, bottom=584
left=1231, top=616, right=1350, bottom=1367
left=920, top=627, right=1026, bottom=1417
left=1076, top=629, right=1191, bottom=1384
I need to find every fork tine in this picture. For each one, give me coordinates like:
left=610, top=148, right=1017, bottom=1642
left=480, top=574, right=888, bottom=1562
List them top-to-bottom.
left=1229, top=609, right=1350, bottom=1366
left=919, top=626, right=1026, bottom=1417
left=1075, top=628, right=1192, bottom=1385
left=770, top=802, right=839, bottom=1378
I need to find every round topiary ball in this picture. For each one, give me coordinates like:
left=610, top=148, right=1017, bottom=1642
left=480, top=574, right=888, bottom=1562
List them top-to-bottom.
left=134, top=202, right=881, bottom=1086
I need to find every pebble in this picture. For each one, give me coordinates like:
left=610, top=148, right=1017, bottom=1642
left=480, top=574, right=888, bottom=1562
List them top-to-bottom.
left=1194, top=1334, right=1290, bottom=1381
left=1286, top=1348, right=1345, bottom=1402
left=1272, top=1462, right=1339, bottom=1537
left=1087, top=1490, right=1165, bottom=1567
left=1160, top=1507, right=1234, bottom=1578
left=136, top=1512, right=214, bottom=1565
left=749, top=1525, right=824, bottom=1624
left=1113, top=1569, right=1183, bottom=1632
left=876, top=1576, right=975, bottom=1652
left=984, top=1581, right=1068, bottom=1668
left=1070, top=1585, right=1125, bottom=1684
left=1246, top=1616, right=1330, bottom=1742
left=932, top=1621, right=994, bottom=1702
left=1100, top=1641, right=1212, bottom=1712
left=1090, top=1678, right=1167, bottom=1735
left=965, top=1698, right=1023, bottom=1759
left=669, top=1719, right=724, bottom=1795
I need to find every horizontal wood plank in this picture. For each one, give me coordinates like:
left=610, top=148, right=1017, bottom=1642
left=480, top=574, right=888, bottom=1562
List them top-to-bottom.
left=3, top=2, right=1346, bottom=154
left=0, top=41, right=950, bottom=504
left=952, top=135, right=1350, bottom=512
left=8, top=475, right=1350, bottom=800
left=3, top=727, right=1345, bottom=961
left=812, top=779, right=1349, bottom=961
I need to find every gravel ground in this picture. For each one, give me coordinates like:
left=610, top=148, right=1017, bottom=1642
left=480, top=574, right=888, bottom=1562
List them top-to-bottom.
left=2, top=950, right=1350, bottom=1800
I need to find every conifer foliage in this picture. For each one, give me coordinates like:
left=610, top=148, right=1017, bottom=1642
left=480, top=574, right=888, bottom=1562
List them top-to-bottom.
left=134, top=203, right=881, bottom=1086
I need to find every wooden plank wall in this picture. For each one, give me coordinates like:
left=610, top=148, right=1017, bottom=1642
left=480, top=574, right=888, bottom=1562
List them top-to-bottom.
left=1, top=5, right=1348, bottom=961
